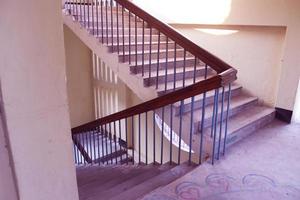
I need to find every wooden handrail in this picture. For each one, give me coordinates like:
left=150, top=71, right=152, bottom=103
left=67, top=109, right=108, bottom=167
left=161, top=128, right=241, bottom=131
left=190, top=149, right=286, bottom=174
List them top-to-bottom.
left=115, top=0, right=233, bottom=73
left=72, top=69, right=236, bottom=134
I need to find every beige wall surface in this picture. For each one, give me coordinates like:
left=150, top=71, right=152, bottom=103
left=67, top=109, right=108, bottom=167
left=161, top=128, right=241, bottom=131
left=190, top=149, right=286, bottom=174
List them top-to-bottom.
left=133, top=0, right=300, bottom=111
left=0, top=1, right=79, bottom=200
left=64, top=25, right=95, bottom=127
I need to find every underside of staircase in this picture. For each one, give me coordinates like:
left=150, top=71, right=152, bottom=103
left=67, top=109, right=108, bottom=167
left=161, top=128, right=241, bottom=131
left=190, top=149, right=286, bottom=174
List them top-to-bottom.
left=63, top=1, right=276, bottom=200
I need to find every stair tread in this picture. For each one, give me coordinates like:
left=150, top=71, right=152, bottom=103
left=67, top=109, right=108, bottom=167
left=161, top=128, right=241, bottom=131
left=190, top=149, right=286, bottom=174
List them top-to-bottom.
left=122, top=48, right=183, bottom=56
left=130, top=56, right=197, bottom=66
left=144, top=65, right=207, bottom=78
left=109, top=162, right=196, bottom=200
left=86, top=163, right=175, bottom=200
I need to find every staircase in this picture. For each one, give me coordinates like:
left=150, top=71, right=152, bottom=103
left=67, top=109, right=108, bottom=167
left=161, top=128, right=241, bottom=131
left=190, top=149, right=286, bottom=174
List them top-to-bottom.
left=63, top=1, right=275, bottom=199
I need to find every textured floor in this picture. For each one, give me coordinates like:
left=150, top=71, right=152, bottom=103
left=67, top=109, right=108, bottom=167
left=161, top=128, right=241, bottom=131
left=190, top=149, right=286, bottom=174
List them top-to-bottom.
left=141, top=120, right=300, bottom=200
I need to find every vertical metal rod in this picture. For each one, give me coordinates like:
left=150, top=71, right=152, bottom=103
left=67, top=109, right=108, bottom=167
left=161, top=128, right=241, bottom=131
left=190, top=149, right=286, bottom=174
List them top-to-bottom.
left=76, top=0, right=78, bottom=20
left=80, top=0, right=82, bottom=23
left=83, top=0, right=86, bottom=27
left=87, top=0, right=90, bottom=29
left=91, top=0, right=94, bottom=35
left=96, top=0, right=99, bottom=36
left=100, top=0, right=104, bottom=43
left=105, top=0, right=108, bottom=45
left=110, top=0, right=114, bottom=47
left=116, top=3, right=119, bottom=53
left=122, top=6, right=125, bottom=62
left=128, top=11, right=131, bottom=64
left=135, top=15, right=138, bottom=67
left=142, top=21, right=145, bottom=76
left=148, top=27, right=153, bottom=82
left=156, top=32, right=161, bottom=89
left=164, top=37, right=169, bottom=91
left=173, top=43, right=177, bottom=90
left=182, top=50, right=187, bottom=87
left=193, top=57, right=197, bottom=83
left=199, top=64, right=208, bottom=164
left=223, top=83, right=232, bottom=155
left=217, top=87, right=225, bottom=160
left=212, top=89, right=220, bottom=165
left=211, top=90, right=218, bottom=137
left=188, top=96, right=195, bottom=165
left=178, top=100, right=184, bottom=164
left=169, top=104, right=173, bottom=164
left=160, top=107, right=165, bottom=164
left=153, top=110, right=156, bottom=163
left=145, top=112, right=148, bottom=165
left=138, top=114, right=141, bottom=164
left=131, top=116, right=135, bottom=164
left=125, top=118, right=129, bottom=164
left=119, top=120, right=123, bottom=163
left=114, top=121, right=118, bottom=163
left=109, top=123, right=113, bottom=164
left=104, top=124, right=109, bottom=164
left=101, top=125, right=105, bottom=164
left=97, top=127, right=101, bottom=165
left=93, top=130, right=97, bottom=163
left=85, top=131, right=89, bottom=163
left=89, top=131, right=93, bottom=162
left=72, top=136, right=77, bottom=164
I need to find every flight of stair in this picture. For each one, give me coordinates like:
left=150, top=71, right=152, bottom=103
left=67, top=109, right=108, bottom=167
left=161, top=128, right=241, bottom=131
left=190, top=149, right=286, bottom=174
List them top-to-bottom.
left=64, top=3, right=276, bottom=200
left=76, top=162, right=196, bottom=200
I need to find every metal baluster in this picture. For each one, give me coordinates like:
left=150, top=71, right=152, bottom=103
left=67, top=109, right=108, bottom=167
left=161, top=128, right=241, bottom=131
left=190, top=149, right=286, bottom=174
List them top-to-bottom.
left=76, top=0, right=78, bottom=20
left=80, top=0, right=82, bottom=23
left=83, top=0, right=86, bottom=27
left=87, top=0, right=90, bottom=29
left=91, top=0, right=94, bottom=35
left=96, top=0, right=99, bottom=36
left=100, top=0, right=104, bottom=43
left=105, top=0, right=108, bottom=45
left=110, top=0, right=113, bottom=47
left=116, top=3, right=119, bottom=53
left=122, top=6, right=125, bottom=62
left=128, top=11, right=131, bottom=64
left=135, top=15, right=138, bottom=67
left=142, top=21, right=145, bottom=76
left=148, top=27, right=152, bottom=83
left=156, top=32, right=161, bottom=89
left=164, top=37, right=169, bottom=91
left=173, top=43, right=177, bottom=90
left=182, top=50, right=186, bottom=87
left=193, top=57, right=197, bottom=83
left=199, top=64, right=208, bottom=164
left=223, top=83, right=232, bottom=155
left=217, top=87, right=225, bottom=160
left=212, top=89, right=220, bottom=165
left=211, top=90, right=218, bottom=137
left=189, top=95, right=195, bottom=165
left=178, top=100, right=184, bottom=164
left=169, top=104, right=173, bottom=164
left=160, top=107, right=165, bottom=164
left=153, top=110, right=156, bottom=163
left=145, top=112, right=148, bottom=165
left=138, top=114, right=141, bottom=164
left=131, top=116, right=135, bottom=164
left=125, top=118, right=129, bottom=164
left=119, top=120, right=123, bottom=163
left=114, top=121, right=118, bottom=163
left=109, top=123, right=113, bottom=164
left=104, top=124, right=109, bottom=164
left=101, top=125, right=105, bottom=164
left=97, top=127, right=101, bottom=165
left=93, top=130, right=97, bottom=163
left=85, top=131, right=89, bottom=163
left=89, top=131, right=93, bottom=162
left=72, top=136, right=77, bottom=164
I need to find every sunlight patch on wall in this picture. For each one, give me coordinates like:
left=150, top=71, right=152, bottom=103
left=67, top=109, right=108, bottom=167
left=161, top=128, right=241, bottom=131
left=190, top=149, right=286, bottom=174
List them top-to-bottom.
left=133, top=0, right=232, bottom=24
left=195, top=28, right=239, bottom=35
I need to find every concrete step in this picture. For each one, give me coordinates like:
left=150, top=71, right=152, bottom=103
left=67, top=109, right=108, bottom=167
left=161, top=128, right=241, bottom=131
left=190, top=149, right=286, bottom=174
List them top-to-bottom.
left=89, top=27, right=159, bottom=37
left=99, top=34, right=167, bottom=44
left=108, top=41, right=177, bottom=53
left=120, top=48, right=187, bottom=63
left=130, top=57, right=202, bottom=74
left=143, top=65, right=211, bottom=87
left=173, top=83, right=243, bottom=115
left=109, top=162, right=196, bottom=200
left=86, top=163, right=175, bottom=200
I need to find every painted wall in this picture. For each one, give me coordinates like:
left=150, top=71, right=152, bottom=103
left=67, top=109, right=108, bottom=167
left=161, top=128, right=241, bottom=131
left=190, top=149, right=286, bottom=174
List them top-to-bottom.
left=0, top=0, right=79, bottom=200
left=132, top=0, right=300, bottom=111
left=64, top=25, right=95, bottom=127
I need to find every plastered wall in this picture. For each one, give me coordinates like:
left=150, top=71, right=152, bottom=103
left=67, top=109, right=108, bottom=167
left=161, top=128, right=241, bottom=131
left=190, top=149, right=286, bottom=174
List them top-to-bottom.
left=0, top=0, right=79, bottom=199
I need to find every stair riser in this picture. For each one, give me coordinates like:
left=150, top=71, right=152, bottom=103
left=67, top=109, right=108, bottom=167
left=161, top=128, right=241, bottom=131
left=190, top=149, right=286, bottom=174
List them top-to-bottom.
left=80, top=20, right=144, bottom=28
left=89, top=28, right=159, bottom=36
left=100, top=34, right=167, bottom=44
left=108, top=42, right=176, bottom=53
left=120, top=49, right=185, bottom=63
left=130, top=59, right=199, bottom=74
left=143, top=69, right=207, bottom=87
left=174, top=87, right=242, bottom=115
left=195, top=99, right=258, bottom=132
left=213, top=111, right=275, bottom=156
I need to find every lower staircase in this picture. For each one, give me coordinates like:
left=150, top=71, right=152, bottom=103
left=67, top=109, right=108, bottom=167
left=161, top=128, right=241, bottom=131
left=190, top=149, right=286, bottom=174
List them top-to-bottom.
left=63, top=1, right=276, bottom=199
left=77, top=162, right=195, bottom=200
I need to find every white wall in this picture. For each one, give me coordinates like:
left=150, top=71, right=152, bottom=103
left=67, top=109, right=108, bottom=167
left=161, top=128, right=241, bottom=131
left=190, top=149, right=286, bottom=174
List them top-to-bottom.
left=0, top=0, right=79, bottom=200
left=132, top=0, right=300, bottom=111
left=64, top=25, right=95, bottom=127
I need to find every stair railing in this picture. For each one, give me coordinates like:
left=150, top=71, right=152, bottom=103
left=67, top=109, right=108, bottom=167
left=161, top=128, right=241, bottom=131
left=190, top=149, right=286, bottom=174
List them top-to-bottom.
left=63, top=0, right=237, bottom=165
